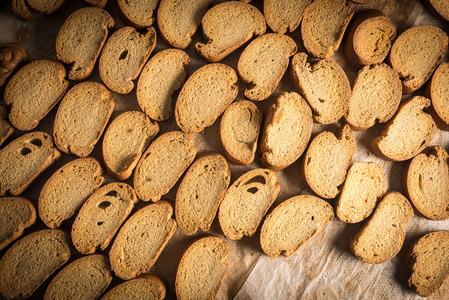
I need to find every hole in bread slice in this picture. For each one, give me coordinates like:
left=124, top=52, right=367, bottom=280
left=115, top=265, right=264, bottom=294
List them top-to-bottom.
left=119, top=50, right=128, bottom=60
left=28, top=138, right=42, bottom=147
left=18, top=147, right=31, bottom=156
left=244, top=175, right=266, bottom=185
left=247, top=187, right=259, bottom=194
left=105, top=190, right=118, bottom=198
left=97, top=201, right=111, bottom=209
left=97, top=221, right=103, bottom=226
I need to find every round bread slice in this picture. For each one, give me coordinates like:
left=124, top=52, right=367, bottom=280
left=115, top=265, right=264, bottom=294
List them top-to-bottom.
left=116, top=0, right=159, bottom=28
left=264, top=0, right=311, bottom=34
left=301, top=0, right=354, bottom=58
left=422, top=0, right=449, bottom=23
left=195, top=1, right=266, bottom=62
left=56, top=7, right=115, bottom=81
left=389, top=25, right=448, bottom=94
left=99, top=26, right=157, bottom=94
left=238, top=33, right=297, bottom=101
left=0, top=43, right=29, bottom=87
left=137, top=49, right=190, bottom=121
left=290, top=52, right=351, bottom=124
left=4, top=59, right=69, bottom=131
left=427, top=62, right=449, bottom=131
left=175, top=63, right=238, bottom=133
left=345, top=63, right=402, bottom=130
left=53, top=81, right=115, bottom=158
left=258, top=91, right=313, bottom=171
left=371, top=96, right=437, bottom=162
left=220, top=100, right=262, bottom=165
left=0, top=106, right=14, bottom=147
left=102, top=111, right=159, bottom=181
left=0, top=131, right=61, bottom=196
left=134, top=131, right=197, bottom=202
left=404, top=146, right=449, bottom=220
left=176, top=153, right=230, bottom=235
left=39, top=157, right=104, bottom=229
left=335, top=162, right=388, bottom=224
left=218, top=168, right=280, bottom=240
left=72, top=182, right=137, bottom=255
left=351, top=191, right=414, bottom=264
left=260, top=195, right=334, bottom=258
left=0, top=196, right=36, bottom=251
left=109, top=201, right=177, bottom=280
left=0, top=229, right=71, bottom=299
left=406, top=231, right=449, bottom=297
left=175, top=236, right=230, bottom=300
left=44, top=254, right=112, bottom=300
left=100, top=274, right=166, bottom=300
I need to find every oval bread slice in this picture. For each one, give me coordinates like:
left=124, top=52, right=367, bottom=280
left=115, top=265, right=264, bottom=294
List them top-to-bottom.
left=116, top=0, right=159, bottom=28
left=264, top=0, right=311, bottom=34
left=427, top=62, right=449, bottom=130
left=0, top=106, right=14, bottom=147
left=102, top=111, right=159, bottom=181
left=134, top=131, right=197, bottom=202
left=71, top=182, right=137, bottom=255
left=350, top=191, right=414, bottom=264
left=260, top=195, right=334, bottom=257
left=109, top=201, right=177, bottom=280
left=0, top=229, right=71, bottom=299
left=175, top=236, right=230, bottom=300
left=44, top=254, right=112, bottom=300
left=100, top=274, right=166, bottom=300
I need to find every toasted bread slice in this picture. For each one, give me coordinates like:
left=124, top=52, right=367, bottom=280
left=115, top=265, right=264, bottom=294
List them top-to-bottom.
left=26, top=0, right=65, bottom=14
left=82, top=0, right=108, bottom=8
left=116, top=0, right=159, bottom=28
left=264, top=0, right=311, bottom=34
left=0, top=43, right=28, bottom=87
left=427, top=62, right=449, bottom=130
left=259, top=91, right=313, bottom=171
left=371, top=96, right=437, bottom=162
left=0, top=106, right=14, bottom=147
left=351, top=192, right=414, bottom=264
left=260, top=195, right=334, bottom=257
left=100, top=274, right=166, bottom=300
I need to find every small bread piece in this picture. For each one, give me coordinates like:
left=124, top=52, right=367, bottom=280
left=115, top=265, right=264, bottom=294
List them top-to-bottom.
left=26, top=0, right=65, bottom=14
left=116, top=0, right=159, bottom=28
left=157, top=0, right=212, bottom=49
left=264, top=0, right=311, bottom=34
left=301, top=0, right=354, bottom=58
left=423, top=0, right=449, bottom=23
left=195, top=1, right=266, bottom=62
left=56, top=7, right=114, bottom=81
left=344, top=10, right=396, bottom=68
left=389, top=25, right=448, bottom=94
left=99, top=27, right=156, bottom=94
left=238, top=33, right=297, bottom=101
left=0, top=43, right=29, bottom=87
left=137, top=49, right=189, bottom=121
left=290, top=52, right=351, bottom=124
left=4, top=59, right=69, bottom=131
left=427, top=62, right=449, bottom=130
left=175, top=63, right=238, bottom=133
left=345, top=63, right=402, bottom=130
left=54, top=81, right=115, bottom=157
left=258, top=92, right=313, bottom=171
left=371, top=96, right=437, bottom=162
left=220, top=100, right=262, bottom=165
left=0, top=106, right=14, bottom=147
left=103, top=111, right=159, bottom=181
left=302, top=124, right=356, bottom=199
left=0, top=131, right=61, bottom=196
left=134, top=131, right=196, bottom=202
left=405, top=146, right=449, bottom=220
left=176, top=153, right=230, bottom=235
left=335, top=162, right=388, bottom=224
left=218, top=169, right=280, bottom=240
left=71, top=182, right=137, bottom=255
left=351, top=191, right=414, bottom=264
left=260, top=195, right=334, bottom=257
left=0, top=196, right=36, bottom=251
left=109, top=201, right=177, bottom=280
left=0, top=229, right=71, bottom=299
left=406, top=231, right=449, bottom=297
left=44, top=254, right=112, bottom=300
left=100, top=274, right=166, bottom=300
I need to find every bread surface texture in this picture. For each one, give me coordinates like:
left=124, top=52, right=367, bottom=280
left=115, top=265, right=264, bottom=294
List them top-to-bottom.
left=116, top=0, right=159, bottom=28
left=264, top=0, right=311, bottom=34
left=195, top=1, right=266, bottom=62
left=56, top=7, right=114, bottom=81
left=238, top=33, right=297, bottom=101
left=137, top=49, right=189, bottom=121
left=4, top=59, right=69, bottom=131
left=428, top=62, right=449, bottom=130
left=175, top=63, right=238, bottom=133
left=53, top=81, right=115, bottom=157
left=258, top=91, right=312, bottom=170
left=371, top=96, right=437, bottom=162
left=0, top=106, right=14, bottom=147
left=103, top=111, right=159, bottom=180
left=0, top=131, right=61, bottom=196
left=134, top=131, right=196, bottom=202
left=219, top=168, right=280, bottom=240
left=351, top=191, right=414, bottom=264
left=260, top=195, right=334, bottom=257
left=109, top=201, right=177, bottom=280
left=0, top=229, right=71, bottom=299
left=175, top=236, right=230, bottom=300
left=100, top=274, right=166, bottom=300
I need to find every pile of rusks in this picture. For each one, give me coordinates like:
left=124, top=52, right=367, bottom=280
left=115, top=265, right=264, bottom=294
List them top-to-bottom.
left=0, top=0, right=449, bottom=299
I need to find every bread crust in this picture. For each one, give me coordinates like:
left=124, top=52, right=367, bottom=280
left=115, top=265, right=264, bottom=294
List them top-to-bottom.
left=100, top=274, right=166, bottom=300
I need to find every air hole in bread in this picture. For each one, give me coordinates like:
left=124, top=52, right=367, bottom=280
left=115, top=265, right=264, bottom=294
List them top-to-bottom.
left=119, top=50, right=128, bottom=60
left=318, top=98, right=326, bottom=103
left=28, top=138, right=43, bottom=147
left=419, top=140, right=426, bottom=148
left=18, top=147, right=31, bottom=156
left=307, top=157, right=311, bottom=165
left=418, top=174, right=423, bottom=191
left=245, top=175, right=266, bottom=185
left=247, top=187, right=259, bottom=194
left=105, top=190, right=119, bottom=198
left=97, top=201, right=111, bottom=209
left=311, top=216, right=314, bottom=220
left=97, top=221, right=103, bottom=226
